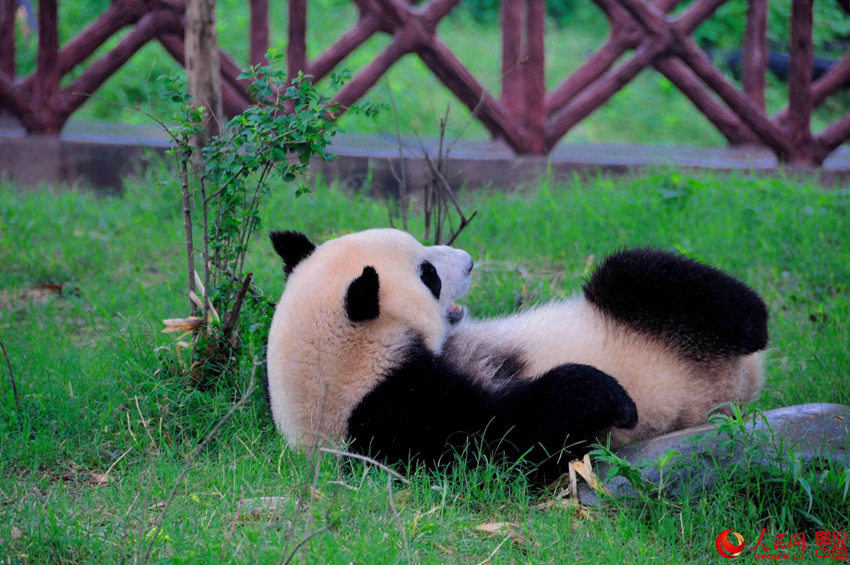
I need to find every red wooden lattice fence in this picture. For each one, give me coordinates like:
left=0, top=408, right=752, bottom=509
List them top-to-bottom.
left=1, top=0, right=849, bottom=165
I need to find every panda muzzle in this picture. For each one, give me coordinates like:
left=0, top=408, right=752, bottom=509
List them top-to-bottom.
left=447, top=303, right=465, bottom=324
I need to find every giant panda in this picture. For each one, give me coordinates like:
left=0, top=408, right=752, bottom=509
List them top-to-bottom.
left=266, top=228, right=767, bottom=479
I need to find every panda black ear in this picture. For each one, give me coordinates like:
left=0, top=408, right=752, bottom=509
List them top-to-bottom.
left=269, top=230, right=316, bottom=275
left=346, top=266, right=380, bottom=322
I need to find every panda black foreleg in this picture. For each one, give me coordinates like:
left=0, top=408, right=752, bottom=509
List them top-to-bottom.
left=347, top=346, right=637, bottom=480
left=347, top=347, right=507, bottom=467
left=487, top=363, right=637, bottom=475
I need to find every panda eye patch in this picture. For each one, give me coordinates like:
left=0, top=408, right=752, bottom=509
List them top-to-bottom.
left=419, top=261, right=442, bottom=300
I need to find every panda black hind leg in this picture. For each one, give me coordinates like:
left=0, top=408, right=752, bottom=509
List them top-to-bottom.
left=583, top=248, right=768, bottom=361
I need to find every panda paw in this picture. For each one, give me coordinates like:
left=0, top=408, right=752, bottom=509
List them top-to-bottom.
left=493, top=363, right=638, bottom=457
left=538, top=363, right=637, bottom=431
left=611, top=389, right=638, bottom=429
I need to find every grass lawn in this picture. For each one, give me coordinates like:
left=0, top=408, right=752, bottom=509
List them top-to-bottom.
left=0, top=167, right=848, bottom=562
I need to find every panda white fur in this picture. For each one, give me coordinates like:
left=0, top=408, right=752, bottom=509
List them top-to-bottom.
left=266, top=228, right=767, bottom=478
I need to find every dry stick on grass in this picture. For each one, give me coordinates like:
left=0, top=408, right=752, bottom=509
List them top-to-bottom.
left=0, top=335, right=21, bottom=428
left=141, top=361, right=259, bottom=564
left=135, top=395, right=157, bottom=450
left=100, top=446, right=134, bottom=484
left=475, top=534, right=511, bottom=565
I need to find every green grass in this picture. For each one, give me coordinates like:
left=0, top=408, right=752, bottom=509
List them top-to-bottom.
left=11, top=0, right=849, bottom=147
left=1, top=168, right=848, bottom=562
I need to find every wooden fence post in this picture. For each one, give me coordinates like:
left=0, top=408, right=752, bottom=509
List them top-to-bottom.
left=0, top=0, right=15, bottom=79
left=35, top=0, right=59, bottom=132
left=186, top=0, right=223, bottom=139
left=250, top=0, right=269, bottom=67
left=288, top=0, right=307, bottom=78
left=501, top=0, right=545, bottom=152
left=524, top=0, right=545, bottom=152
left=743, top=0, right=767, bottom=111
left=787, top=0, right=813, bottom=164
left=501, top=1, right=523, bottom=118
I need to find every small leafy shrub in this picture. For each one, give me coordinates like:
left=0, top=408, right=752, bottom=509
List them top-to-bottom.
left=158, top=52, right=375, bottom=386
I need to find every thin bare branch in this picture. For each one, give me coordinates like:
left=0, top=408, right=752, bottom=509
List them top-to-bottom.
left=385, top=78, right=409, bottom=231
left=76, top=93, right=182, bottom=145
left=413, top=112, right=478, bottom=246
left=415, top=123, right=478, bottom=244
left=417, top=146, right=464, bottom=218
left=179, top=151, right=198, bottom=318
left=199, top=176, right=212, bottom=318
left=444, top=210, right=477, bottom=246
left=222, top=273, right=254, bottom=344
left=0, top=334, right=21, bottom=428
left=141, top=361, right=259, bottom=564
left=298, top=437, right=326, bottom=560
left=319, top=448, right=411, bottom=485
left=387, top=474, right=412, bottom=563
left=221, top=486, right=245, bottom=561
left=279, top=524, right=333, bottom=565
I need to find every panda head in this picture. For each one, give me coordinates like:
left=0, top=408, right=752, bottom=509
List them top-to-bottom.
left=267, top=228, right=474, bottom=445
left=270, top=228, right=473, bottom=344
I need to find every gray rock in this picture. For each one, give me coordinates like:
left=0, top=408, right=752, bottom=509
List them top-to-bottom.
left=577, top=403, right=850, bottom=505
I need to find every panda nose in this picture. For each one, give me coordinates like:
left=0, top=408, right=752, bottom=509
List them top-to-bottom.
left=467, top=260, right=475, bottom=275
